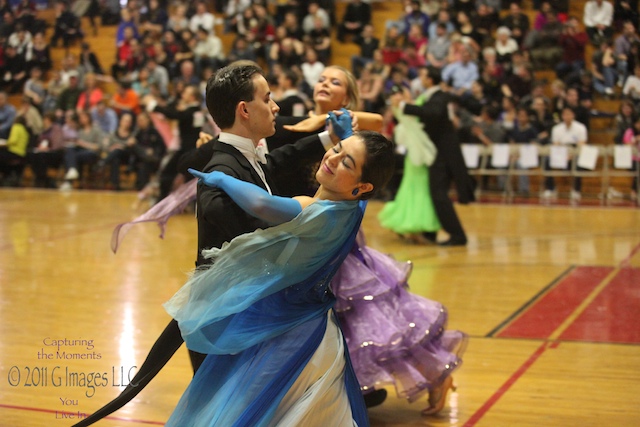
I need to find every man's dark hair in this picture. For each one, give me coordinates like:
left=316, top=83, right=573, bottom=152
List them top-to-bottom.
left=205, top=62, right=264, bottom=129
left=425, top=65, right=442, bottom=85
left=283, top=69, right=299, bottom=87
left=483, top=105, right=501, bottom=121
left=358, top=131, right=395, bottom=200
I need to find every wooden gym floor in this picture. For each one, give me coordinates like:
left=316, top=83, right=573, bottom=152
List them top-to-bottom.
left=0, top=188, right=639, bottom=426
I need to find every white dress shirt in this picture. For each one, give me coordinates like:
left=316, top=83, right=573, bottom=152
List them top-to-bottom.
left=218, top=132, right=271, bottom=194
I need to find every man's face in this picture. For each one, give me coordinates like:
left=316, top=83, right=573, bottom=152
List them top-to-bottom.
left=624, top=22, right=636, bottom=36
left=461, top=49, right=471, bottom=63
left=420, top=68, right=432, bottom=88
left=244, top=74, right=279, bottom=140
left=181, top=86, right=193, bottom=103
left=562, top=108, right=575, bottom=124
left=517, top=110, right=529, bottom=125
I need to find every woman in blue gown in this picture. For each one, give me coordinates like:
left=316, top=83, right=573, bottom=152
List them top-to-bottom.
left=162, top=130, right=395, bottom=426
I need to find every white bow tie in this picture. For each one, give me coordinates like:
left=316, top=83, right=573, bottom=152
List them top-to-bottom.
left=255, top=144, right=267, bottom=164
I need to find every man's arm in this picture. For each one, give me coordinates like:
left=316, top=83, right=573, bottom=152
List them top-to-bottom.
left=401, top=96, right=448, bottom=125
left=266, top=111, right=352, bottom=175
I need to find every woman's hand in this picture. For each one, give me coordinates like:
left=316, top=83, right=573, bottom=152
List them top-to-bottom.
left=282, top=114, right=326, bottom=132
left=188, top=169, right=223, bottom=187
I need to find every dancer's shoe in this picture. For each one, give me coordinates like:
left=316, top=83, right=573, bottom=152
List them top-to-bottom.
left=421, top=376, right=455, bottom=416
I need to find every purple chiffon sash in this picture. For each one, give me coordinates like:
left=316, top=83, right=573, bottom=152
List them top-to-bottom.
left=110, top=178, right=197, bottom=253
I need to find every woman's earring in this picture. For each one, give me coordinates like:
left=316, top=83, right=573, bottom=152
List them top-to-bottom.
left=352, top=188, right=359, bottom=196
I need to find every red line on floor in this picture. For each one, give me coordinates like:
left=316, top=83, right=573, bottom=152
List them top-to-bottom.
left=620, top=242, right=640, bottom=268
left=497, top=266, right=614, bottom=339
left=560, top=267, right=640, bottom=344
left=462, top=341, right=551, bottom=427
left=0, top=403, right=164, bottom=425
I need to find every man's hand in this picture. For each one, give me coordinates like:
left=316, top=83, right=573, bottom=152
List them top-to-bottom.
left=327, top=108, right=353, bottom=140
left=196, top=131, right=214, bottom=148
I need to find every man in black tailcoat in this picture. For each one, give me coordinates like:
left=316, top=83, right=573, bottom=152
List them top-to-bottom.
left=392, top=66, right=475, bottom=246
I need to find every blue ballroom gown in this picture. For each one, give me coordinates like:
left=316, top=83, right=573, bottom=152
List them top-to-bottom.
left=163, top=200, right=369, bottom=427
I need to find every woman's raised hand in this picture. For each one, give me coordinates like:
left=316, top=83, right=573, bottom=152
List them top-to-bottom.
left=282, top=114, right=326, bottom=132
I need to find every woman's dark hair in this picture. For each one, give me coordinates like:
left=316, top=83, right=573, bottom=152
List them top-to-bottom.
left=205, top=62, right=264, bottom=129
left=43, top=111, right=56, bottom=123
left=118, top=112, right=135, bottom=129
left=357, top=130, right=395, bottom=200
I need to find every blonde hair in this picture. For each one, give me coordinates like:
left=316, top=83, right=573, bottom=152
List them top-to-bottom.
left=325, top=65, right=360, bottom=110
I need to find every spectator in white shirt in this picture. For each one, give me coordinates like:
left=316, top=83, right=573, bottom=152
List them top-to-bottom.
left=583, top=0, right=614, bottom=45
left=190, top=1, right=216, bottom=35
left=302, top=2, right=331, bottom=35
left=494, top=26, right=519, bottom=64
left=193, top=27, right=226, bottom=71
left=301, top=47, right=325, bottom=97
left=623, top=64, right=640, bottom=105
left=543, top=106, right=588, bottom=202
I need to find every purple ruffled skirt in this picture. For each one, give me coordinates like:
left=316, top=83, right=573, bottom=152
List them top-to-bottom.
left=332, top=235, right=467, bottom=403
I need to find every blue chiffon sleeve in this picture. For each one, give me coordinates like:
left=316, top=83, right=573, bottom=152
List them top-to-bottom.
left=188, top=168, right=302, bottom=225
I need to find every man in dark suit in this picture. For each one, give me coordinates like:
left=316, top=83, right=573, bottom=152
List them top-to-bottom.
left=337, top=0, right=372, bottom=42
left=186, top=62, right=345, bottom=367
left=392, top=66, right=475, bottom=246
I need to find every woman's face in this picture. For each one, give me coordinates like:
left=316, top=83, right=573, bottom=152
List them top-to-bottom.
left=314, top=67, right=349, bottom=112
left=532, top=98, right=545, bottom=112
left=517, top=109, right=529, bottom=124
left=79, top=113, right=90, bottom=126
left=120, top=114, right=133, bottom=129
left=137, top=114, right=149, bottom=128
left=316, top=135, right=369, bottom=198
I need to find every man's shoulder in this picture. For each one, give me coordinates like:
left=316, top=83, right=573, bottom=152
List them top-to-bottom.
left=573, top=121, right=588, bottom=132
left=206, top=142, right=245, bottom=168
left=203, top=151, right=241, bottom=174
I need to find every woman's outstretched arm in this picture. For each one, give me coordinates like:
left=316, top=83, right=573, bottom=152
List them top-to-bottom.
left=189, top=169, right=311, bottom=225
